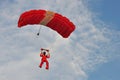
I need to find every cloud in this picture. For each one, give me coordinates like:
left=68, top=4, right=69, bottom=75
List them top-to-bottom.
left=0, top=0, right=120, bottom=80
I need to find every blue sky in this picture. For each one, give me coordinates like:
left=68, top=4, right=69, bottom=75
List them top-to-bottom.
left=0, top=0, right=120, bottom=80
left=87, top=0, right=120, bottom=80
left=89, top=0, right=120, bottom=30
left=100, top=0, right=120, bottom=29
left=88, top=58, right=120, bottom=80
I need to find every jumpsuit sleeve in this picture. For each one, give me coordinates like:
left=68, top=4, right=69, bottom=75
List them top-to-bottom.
left=40, top=53, right=43, bottom=57
left=46, top=53, right=50, bottom=58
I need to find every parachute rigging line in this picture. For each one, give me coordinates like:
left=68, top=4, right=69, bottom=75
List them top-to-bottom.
left=37, top=26, right=42, bottom=36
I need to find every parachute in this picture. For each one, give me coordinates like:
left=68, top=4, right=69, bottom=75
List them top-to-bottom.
left=18, top=9, right=75, bottom=38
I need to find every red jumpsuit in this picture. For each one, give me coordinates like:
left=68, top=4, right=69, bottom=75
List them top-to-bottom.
left=39, top=52, right=50, bottom=70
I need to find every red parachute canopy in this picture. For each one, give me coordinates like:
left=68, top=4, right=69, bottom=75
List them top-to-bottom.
left=18, top=9, right=75, bottom=38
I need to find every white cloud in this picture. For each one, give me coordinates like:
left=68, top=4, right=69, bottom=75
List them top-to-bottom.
left=0, top=0, right=120, bottom=80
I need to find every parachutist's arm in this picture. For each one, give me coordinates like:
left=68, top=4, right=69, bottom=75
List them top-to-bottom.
left=40, top=53, right=43, bottom=57
left=47, top=53, right=50, bottom=58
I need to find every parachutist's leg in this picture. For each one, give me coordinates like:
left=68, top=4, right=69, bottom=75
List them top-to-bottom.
left=45, top=60, right=49, bottom=70
left=39, top=61, right=43, bottom=68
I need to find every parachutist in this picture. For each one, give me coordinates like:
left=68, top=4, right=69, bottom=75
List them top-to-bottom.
left=39, top=48, right=50, bottom=70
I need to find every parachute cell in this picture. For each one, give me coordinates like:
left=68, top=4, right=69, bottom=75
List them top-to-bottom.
left=18, top=9, right=75, bottom=38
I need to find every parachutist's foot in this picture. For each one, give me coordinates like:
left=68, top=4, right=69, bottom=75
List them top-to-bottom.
left=39, top=66, right=42, bottom=68
left=46, top=67, right=49, bottom=70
